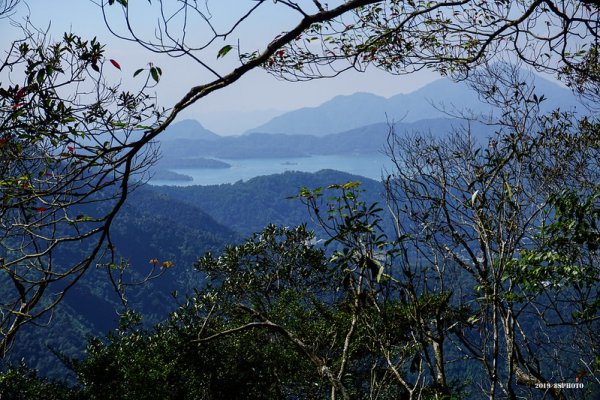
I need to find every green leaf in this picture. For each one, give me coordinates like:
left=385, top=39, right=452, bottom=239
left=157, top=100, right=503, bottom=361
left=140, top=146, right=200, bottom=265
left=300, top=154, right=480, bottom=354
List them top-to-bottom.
left=217, top=44, right=233, bottom=59
left=150, top=67, right=160, bottom=83
left=133, top=68, right=144, bottom=77
left=36, top=69, right=45, bottom=84
left=341, top=181, right=361, bottom=190
left=504, top=182, right=513, bottom=200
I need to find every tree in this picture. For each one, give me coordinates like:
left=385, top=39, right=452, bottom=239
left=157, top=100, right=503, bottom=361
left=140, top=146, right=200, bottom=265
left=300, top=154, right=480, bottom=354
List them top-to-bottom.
left=0, top=0, right=17, bottom=17
left=1, top=0, right=598, bottom=367
left=95, top=0, right=599, bottom=109
left=262, top=2, right=597, bottom=87
left=0, top=19, right=163, bottom=354
left=383, top=63, right=599, bottom=399
left=1, top=108, right=596, bottom=398
left=62, top=185, right=469, bottom=399
left=57, top=223, right=399, bottom=400
left=0, top=362, right=78, bottom=400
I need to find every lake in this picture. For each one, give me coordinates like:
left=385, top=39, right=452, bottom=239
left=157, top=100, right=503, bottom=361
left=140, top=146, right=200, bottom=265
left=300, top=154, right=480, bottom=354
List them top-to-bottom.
left=149, top=154, right=395, bottom=186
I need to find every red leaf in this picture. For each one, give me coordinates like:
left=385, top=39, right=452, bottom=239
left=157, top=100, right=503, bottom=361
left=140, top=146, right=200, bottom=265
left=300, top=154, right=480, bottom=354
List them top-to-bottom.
left=269, top=34, right=282, bottom=46
left=109, top=59, right=121, bottom=70
left=16, top=87, right=27, bottom=100
left=13, top=102, right=27, bottom=109
left=67, top=145, right=75, bottom=153
left=36, top=207, right=47, bottom=214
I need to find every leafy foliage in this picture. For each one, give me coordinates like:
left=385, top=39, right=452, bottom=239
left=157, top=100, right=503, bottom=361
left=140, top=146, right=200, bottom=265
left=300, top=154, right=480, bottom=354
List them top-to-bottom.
left=265, top=0, right=598, bottom=88
left=1, top=1, right=599, bottom=399
left=0, top=16, right=165, bottom=352
left=383, top=67, right=599, bottom=398
left=0, top=363, right=80, bottom=400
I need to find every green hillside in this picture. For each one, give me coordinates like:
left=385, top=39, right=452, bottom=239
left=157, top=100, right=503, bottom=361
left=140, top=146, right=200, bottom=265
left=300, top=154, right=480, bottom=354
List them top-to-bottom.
left=151, top=169, right=387, bottom=236
left=3, top=170, right=380, bottom=378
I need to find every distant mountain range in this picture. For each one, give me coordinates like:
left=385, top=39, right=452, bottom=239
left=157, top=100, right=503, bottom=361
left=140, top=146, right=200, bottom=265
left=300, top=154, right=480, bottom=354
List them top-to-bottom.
left=153, top=72, right=586, bottom=177
left=244, top=75, right=585, bottom=136
left=195, top=108, right=286, bottom=135
left=158, top=118, right=494, bottom=163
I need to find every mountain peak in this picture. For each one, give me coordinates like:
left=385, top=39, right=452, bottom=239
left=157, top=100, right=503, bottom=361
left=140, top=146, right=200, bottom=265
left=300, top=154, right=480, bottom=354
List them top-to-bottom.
left=245, top=74, right=583, bottom=136
left=326, top=91, right=386, bottom=102
left=245, top=92, right=389, bottom=136
left=162, top=119, right=221, bottom=141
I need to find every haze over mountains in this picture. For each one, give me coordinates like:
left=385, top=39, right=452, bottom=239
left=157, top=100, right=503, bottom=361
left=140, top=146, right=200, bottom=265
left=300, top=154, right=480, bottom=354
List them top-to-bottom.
left=153, top=74, right=585, bottom=183
left=163, top=74, right=585, bottom=143
left=243, top=74, right=583, bottom=136
left=195, top=108, right=286, bottom=136
left=158, top=118, right=491, bottom=161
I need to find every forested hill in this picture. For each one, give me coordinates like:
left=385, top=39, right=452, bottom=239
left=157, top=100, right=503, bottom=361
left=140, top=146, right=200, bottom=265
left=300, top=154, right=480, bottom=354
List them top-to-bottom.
left=150, top=169, right=386, bottom=236
left=5, top=170, right=385, bottom=378
left=6, top=186, right=238, bottom=378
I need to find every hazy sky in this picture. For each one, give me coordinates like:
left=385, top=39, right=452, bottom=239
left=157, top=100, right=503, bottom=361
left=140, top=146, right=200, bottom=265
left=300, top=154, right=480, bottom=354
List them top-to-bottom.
left=1, top=1, right=441, bottom=133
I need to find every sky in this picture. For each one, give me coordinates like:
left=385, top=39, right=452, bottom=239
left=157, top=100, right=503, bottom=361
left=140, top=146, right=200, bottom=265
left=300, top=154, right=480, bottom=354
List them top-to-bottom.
left=1, top=1, right=441, bottom=134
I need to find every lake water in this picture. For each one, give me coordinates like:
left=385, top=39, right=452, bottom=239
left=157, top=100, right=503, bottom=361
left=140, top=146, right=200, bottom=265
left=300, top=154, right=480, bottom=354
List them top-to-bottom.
left=150, top=154, right=395, bottom=186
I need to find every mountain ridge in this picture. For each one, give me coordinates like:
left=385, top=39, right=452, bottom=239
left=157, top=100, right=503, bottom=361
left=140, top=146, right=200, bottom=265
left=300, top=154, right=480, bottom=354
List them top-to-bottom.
left=244, top=74, right=585, bottom=136
left=158, top=118, right=495, bottom=161
left=161, top=119, right=221, bottom=141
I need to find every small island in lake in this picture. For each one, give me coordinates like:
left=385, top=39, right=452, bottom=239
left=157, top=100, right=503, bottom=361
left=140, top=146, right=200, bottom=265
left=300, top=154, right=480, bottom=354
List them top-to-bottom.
left=156, top=157, right=232, bottom=169
left=151, top=169, right=194, bottom=182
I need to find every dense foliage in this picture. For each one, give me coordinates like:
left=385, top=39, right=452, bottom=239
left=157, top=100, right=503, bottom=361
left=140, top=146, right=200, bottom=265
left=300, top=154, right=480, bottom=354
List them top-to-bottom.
left=1, top=0, right=599, bottom=398
left=5, top=113, right=599, bottom=397
left=4, top=166, right=597, bottom=399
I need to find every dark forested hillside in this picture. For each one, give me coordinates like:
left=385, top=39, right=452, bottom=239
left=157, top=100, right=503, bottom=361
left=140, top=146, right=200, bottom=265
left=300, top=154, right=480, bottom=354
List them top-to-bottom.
left=151, top=169, right=387, bottom=236
left=3, top=170, right=382, bottom=378
left=4, top=186, right=238, bottom=378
